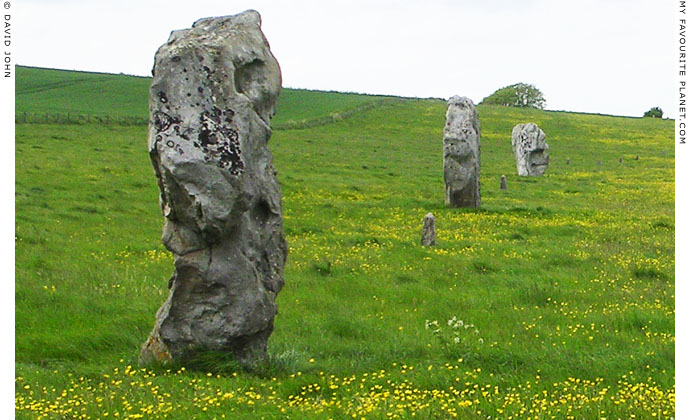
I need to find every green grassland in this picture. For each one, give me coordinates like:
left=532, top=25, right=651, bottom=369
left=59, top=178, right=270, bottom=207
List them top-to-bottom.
left=15, top=66, right=395, bottom=125
left=15, top=67, right=674, bottom=419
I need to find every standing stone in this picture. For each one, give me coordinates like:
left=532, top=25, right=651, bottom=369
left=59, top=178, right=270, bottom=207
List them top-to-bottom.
left=140, top=10, right=287, bottom=366
left=443, top=96, right=480, bottom=207
left=511, top=123, right=549, bottom=176
left=635, top=155, right=639, bottom=161
left=619, top=157, right=623, bottom=163
left=566, top=158, right=570, bottom=165
left=500, top=175, right=507, bottom=190
left=421, top=213, right=436, bottom=246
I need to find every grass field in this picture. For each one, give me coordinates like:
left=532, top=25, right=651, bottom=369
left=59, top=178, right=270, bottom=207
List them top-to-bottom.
left=15, top=66, right=397, bottom=126
left=15, top=67, right=675, bottom=419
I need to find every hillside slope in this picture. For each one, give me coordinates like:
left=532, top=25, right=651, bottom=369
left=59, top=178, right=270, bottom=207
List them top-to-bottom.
left=15, top=65, right=399, bottom=125
left=14, top=67, right=675, bottom=419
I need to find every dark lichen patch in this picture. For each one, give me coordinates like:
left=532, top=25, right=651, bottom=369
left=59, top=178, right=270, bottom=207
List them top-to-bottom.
left=158, top=91, right=169, bottom=103
left=196, top=108, right=244, bottom=175
left=153, top=111, right=180, bottom=133
left=153, top=112, right=173, bottom=132
left=174, top=126, right=191, bottom=141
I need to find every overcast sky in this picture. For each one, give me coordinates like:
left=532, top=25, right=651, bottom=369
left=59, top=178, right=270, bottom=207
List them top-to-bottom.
left=18, top=0, right=674, bottom=118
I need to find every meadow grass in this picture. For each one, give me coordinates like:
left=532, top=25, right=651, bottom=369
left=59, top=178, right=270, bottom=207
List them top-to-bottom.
left=15, top=68, right=674, bottom=419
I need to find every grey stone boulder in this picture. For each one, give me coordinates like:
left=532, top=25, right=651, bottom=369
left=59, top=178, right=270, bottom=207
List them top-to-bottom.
left=140, top=10, right=287, bottom=366
left=443, top=96, right=481, bottom=208
left=511, top=123, right=549, bottom=176
left=421, top=213, right=436, bottom=246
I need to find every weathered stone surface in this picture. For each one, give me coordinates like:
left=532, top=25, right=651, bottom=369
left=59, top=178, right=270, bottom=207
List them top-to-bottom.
left=140, top=10, right=287, bottom=366
left=443, top=96, right=481, bottom=207
left=511, top=123, right=549, bottom=176
left=500, top=175, right=507, bottom=190
left=421, top=213, right=436, bottom=246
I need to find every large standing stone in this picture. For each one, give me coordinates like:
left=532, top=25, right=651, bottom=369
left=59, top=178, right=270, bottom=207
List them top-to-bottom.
left=140, top=10, right=287, bottom=366
left=443, top=96, right=481, bottom=207
left=511, top=123, right=549, bottom=176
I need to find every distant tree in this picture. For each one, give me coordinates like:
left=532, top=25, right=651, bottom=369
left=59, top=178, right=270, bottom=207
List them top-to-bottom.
left=481, top=83, right=546, bottom=110
left=643, top=107, right=663, bottom=118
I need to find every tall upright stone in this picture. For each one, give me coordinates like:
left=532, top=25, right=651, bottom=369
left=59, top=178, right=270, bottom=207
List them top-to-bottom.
left=140, top=10, right=287, bottom=366
left=443, top=96, right=481, bottom=208
left=511, top=123, right=549, bottom=176
left=421, top=213, right=436, bottom=246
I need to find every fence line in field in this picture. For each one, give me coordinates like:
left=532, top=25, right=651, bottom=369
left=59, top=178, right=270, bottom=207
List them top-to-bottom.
left=15, top=98, right=407, bottom=129
left=272, top=98, right=405, bottom=131
left=15, top=112, right=149, bottom=126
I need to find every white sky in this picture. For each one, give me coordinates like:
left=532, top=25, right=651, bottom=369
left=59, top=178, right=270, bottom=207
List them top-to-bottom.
left=18, top=0, right=674, bottom=117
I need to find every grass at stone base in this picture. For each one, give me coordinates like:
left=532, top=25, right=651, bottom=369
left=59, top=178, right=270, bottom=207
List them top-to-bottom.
left=15, top=100, right=674, bottom=419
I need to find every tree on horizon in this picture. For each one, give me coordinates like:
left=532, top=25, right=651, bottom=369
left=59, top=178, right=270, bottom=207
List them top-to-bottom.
left=480, top=83, right=546, bottom=110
